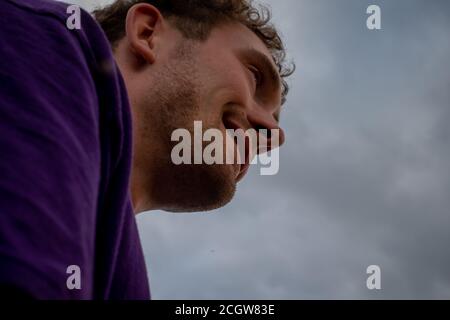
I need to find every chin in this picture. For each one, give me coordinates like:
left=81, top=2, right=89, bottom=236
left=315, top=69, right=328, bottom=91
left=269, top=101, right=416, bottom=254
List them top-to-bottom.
left=154, top=163, right=237, bottom=213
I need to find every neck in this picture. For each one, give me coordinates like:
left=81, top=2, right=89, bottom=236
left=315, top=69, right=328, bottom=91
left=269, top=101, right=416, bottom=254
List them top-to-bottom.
left=130, top=164, right=158, bottom=214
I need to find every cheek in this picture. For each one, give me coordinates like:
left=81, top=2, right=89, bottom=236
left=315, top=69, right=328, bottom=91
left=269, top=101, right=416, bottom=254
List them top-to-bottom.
left=208, top=67, right=252, bottom=107
left=224, top=70, right=252, bottom=104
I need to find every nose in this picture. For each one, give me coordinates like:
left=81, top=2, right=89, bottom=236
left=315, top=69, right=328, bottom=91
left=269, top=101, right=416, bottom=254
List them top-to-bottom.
left=246, top=106, right=285, bottom=154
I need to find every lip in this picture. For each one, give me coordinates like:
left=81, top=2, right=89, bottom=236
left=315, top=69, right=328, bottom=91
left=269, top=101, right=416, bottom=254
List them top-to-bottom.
left=222, top=116, right=251, bottom=183
left=235, top=134, right=251, bottom=183
left=236, top=161, right=250, bottom=182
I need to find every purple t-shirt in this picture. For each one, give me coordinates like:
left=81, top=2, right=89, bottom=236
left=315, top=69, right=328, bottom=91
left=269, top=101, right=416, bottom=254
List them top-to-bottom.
left=0, top=0, right=150, bottom=299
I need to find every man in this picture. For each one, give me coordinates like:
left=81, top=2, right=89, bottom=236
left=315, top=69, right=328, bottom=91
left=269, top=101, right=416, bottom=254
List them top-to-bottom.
left=0, top=0, right=293, bottom=299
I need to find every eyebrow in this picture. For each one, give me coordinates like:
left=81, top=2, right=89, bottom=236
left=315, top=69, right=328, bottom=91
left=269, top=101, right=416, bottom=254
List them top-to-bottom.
left=237, top=48, right=282, bottom=101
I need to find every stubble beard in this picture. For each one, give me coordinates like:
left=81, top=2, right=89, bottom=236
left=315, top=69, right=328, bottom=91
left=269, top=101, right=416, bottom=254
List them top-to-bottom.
left=141, top=43, right=237, bottom=212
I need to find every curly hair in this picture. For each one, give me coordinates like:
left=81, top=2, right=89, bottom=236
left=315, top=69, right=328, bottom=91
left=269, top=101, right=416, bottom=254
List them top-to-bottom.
left=93, top=0, right=294, bottom=104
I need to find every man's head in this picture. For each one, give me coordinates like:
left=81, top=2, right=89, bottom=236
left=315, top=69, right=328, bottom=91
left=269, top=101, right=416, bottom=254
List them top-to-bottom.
left=94, top=0, right=294, bottom=213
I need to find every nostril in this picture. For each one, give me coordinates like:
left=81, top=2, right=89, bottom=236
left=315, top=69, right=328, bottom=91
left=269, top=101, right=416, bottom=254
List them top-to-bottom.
left=255, top=125, right=271, bottom=139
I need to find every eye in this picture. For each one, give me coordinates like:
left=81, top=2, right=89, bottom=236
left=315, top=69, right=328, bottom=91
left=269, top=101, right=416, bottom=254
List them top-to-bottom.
left=248, top=65, right=262, bottom=88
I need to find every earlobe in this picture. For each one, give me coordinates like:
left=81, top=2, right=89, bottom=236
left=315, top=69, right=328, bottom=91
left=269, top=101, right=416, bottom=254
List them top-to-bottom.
left=125, top=3, right=163, bottom=65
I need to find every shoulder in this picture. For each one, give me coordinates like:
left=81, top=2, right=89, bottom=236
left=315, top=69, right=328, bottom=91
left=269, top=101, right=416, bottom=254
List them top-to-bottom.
left=2, top=0, right=118, bottom=85
left=3, top=0, right=108, bottom=56
left=5, top=0, right=83, bottom=20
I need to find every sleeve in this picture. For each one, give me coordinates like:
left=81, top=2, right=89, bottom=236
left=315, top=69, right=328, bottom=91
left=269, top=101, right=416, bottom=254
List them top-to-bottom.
left=0, top=1, right=105, bottom=299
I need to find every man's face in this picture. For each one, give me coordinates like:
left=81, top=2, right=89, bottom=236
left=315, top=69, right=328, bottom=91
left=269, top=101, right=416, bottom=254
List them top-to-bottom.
left=120, top=17, right=285, bottom=213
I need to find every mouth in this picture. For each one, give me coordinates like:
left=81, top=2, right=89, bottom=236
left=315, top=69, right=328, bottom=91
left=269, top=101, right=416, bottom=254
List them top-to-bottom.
left=222, top=115, right=251, bottom=183
left=235, top=137, right=251, bottom=182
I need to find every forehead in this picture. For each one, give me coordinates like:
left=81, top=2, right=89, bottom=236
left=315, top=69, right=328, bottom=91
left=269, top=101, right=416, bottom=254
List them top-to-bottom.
left=201, top=22, right=283, bottom=108
left=207, top=22, right=275, bottom=66
left=209, top=22, right=271, bottom=52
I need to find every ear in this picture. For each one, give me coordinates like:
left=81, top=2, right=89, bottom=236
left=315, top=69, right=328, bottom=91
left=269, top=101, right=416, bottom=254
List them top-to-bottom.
left=125, top=3, right=164, bottom=64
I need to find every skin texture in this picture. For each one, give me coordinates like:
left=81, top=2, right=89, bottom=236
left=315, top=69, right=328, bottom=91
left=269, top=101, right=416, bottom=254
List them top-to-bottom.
left=114, top=4, right=286, bottom=214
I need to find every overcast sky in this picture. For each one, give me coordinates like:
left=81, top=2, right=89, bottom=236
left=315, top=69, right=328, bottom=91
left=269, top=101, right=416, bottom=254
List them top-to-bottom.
left=70, top=0, right=450, bottom=299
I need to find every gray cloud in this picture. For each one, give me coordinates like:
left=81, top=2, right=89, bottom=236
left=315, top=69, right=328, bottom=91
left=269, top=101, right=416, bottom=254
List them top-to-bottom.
left=73, top=0, right=450, bottom=299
